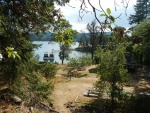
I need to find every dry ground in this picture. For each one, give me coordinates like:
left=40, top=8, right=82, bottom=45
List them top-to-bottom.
left=0, top=65, right=150, bottom=113
left=50, top=65, right=98, bottom=113
left=51, top=65, right=150, bottom=113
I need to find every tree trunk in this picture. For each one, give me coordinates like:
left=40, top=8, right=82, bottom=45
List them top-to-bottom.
left=62, top=50, right=65, bottom=65
left=91, top=52, right=94, bottom=60
left=62, top=60, right=64, bottom=65
left=111, top=73, right=116, bottom=113
left=111, top=82, right=115, bottom=113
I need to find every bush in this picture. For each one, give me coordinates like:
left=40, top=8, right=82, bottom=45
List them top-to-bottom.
left=68, top=55, right=93, bottom=67
left=9, top=59, right=57, bottom=104
left=40, top=63, right=58, bottom=79
left=27, top=73, right=54, bottom=103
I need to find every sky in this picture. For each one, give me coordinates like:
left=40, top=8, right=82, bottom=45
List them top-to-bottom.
left=56, top=0, right=137, bottom=32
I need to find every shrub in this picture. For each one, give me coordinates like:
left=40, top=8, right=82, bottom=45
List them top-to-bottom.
left=68, top=55, right=92, bottom=67
left=40, top=63, right=58, bottom=79
left=27, top=73, right=54, bottom=104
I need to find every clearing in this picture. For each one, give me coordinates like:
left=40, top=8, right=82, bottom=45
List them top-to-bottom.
left=51, top=64, right=150, bottom=113
left=50, top=65, right=98, bottom=112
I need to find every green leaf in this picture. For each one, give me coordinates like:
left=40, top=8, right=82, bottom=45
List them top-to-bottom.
left=106, top=8, right=111, bottom=15
left=100, top=14, right=106, bottom=16
left=110, top=16, right=115, bottom=22
left=8, top=53, right=11, bottom=58
left=16, top=54, right=21, bottom=59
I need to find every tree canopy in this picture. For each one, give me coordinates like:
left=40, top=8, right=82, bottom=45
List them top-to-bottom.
left=0, top=0, right=70, bottom=85
left=128, top=0, right=150, bottom=25
left=132, top=19, right=150, bottom=64
left=86, top=20, right=100, bottom=59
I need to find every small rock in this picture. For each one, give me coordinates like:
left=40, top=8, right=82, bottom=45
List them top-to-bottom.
left=77, top=66, right=86, bottom=71
left=11, top=95, right=22, bottom=105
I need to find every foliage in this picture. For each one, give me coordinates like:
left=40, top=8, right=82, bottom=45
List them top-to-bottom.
left=0, top=0, right=69, bottom=90
left=0, top=0, right=68, bottom=33
left=0, top=0, right=72, bottom=110
left=128, top=0, right=150, bottom=25
left=0, top=1, right=69, bottom=65
left=77, top=7, right=131, bottom=112
left=100, top=8, right=116, bottom=29
left=51, top=17, right=77, bottom=64
left=51, top=17, right=77, bottom=65
left=51, top=18, right=78, bottom=46
left=53, top=18, right=72, bottom=31
left=132, top=19, right=150, bottom=64
left=86, top=20, right=100, bottom=59
left=113, top=26, right=126, bottom=40
left=54, top=28, right=77, bottom=46
left=78, top=31, right=89, bottom=47
left=0, top=39, right=33, bottom=85
left=95, top=43, right=129, bottom=111
left=59, top=44, right=70, bottom=64
left=96, top=44, right=129, bottom=83
left=0, top=47, right=20, bottom=61
left=5, top=47, right=21, bottom=59
left=67, top=55, right=92, bottom=80
left=68, top=55, right=92, bottom=67
left=0, top=57, right=22, bottom=85
left=10, top=58, right=57, bottom=104
left=26, top=60, right=57, bottom=103
left=40, top=63, right=58, bottom=79
left=67, top=69, right=80, bottom=81
left=27, top=73, right=54, bottom=103
left=79, top=94, right=150, bottom=113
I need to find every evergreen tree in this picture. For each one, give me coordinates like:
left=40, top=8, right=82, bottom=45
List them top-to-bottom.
left=0, top=0, right=70, bottom=91
left=128, top=0, right=150, bottom=25
left=0, top=1, right=76, bottom=100
left=132, top=19, right=150, bottom=65
left=86, top=20, right=100, bottom=60
left=95, top=42, right=129, bottom=112
left=59, top=44, right=70, bottom=64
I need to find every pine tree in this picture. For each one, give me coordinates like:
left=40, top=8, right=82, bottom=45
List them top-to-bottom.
left=128, top=0, right=150, bottom=25
left=59, top=44, right=70, bottom=65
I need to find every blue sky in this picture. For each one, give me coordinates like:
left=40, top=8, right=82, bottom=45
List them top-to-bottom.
left=57, top=0, right=136, bottom=32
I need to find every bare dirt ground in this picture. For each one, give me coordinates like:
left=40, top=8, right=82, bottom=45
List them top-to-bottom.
left=50, top=65, right=98, bottom=113
left=51, top=65, right=150, bottom=113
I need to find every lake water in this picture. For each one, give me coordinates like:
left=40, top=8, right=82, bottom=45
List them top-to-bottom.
left=33, top=41, right=90, bottom=64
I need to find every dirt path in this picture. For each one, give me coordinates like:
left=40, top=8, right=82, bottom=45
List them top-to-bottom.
left=50, top=65, right=98, bottom=113
left=51, top=65, right=150, bottom=113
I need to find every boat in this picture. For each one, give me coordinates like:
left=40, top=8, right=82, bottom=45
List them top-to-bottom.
left=43, top=52, right=54, bottom=62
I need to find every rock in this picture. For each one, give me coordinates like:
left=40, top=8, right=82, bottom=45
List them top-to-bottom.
left=77, top=66, right=86, bottom=71
left=11, top=95, right=22, bottom=105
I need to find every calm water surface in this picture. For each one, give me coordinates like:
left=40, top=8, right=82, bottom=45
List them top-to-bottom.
left=33, top=41, right=89, bottom=64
